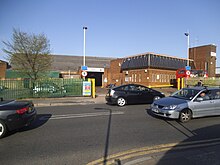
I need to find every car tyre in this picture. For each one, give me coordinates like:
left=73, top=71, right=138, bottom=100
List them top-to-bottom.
left=117, top=97, right=126, bottom=107
left=179, top=109, right=192, bottom=123
left=0, top=120, right=7, bottom=138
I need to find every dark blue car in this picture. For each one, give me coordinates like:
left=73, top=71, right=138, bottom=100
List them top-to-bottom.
left=105, top=84, right=165, bottom=106
left=0, top=99, right=37, bottom=138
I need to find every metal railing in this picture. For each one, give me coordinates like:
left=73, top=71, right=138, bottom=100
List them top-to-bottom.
left=0, top=78, right=84, bottom=99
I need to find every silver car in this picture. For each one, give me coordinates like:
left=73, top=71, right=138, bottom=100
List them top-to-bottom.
left=151, top=87, right=220, bottom=122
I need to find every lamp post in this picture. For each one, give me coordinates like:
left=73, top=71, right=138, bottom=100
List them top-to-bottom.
left=83, top=26, right=87, bottom=66
left=184, top=31, right=190, bottom=66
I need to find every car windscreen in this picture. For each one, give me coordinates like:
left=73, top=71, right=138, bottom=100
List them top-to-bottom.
left=171, top=88, right=200, bottom=100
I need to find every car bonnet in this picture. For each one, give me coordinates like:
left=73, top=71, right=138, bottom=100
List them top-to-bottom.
left=153, top=96, right=188, bottom=106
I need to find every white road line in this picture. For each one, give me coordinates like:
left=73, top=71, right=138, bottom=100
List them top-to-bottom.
left=39, top=111, right=124, bottom=120
left=124, top=157, right=152, bottom=165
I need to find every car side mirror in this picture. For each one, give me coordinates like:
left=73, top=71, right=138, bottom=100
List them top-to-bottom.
left=196, top=97, right=203, bottom=102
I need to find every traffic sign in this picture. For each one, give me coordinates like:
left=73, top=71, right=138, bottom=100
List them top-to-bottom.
left=186, top=70, right=190, bottom=76
left=81, top=71, right=87, bottom=77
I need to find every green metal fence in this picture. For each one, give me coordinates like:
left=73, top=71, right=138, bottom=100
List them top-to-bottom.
left=185, top=77, right=220, bottom=87
left=0, top=78, right=83, bottom=99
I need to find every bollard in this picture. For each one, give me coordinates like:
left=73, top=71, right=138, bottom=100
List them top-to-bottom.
left=88, top=78, right=96, bottom=98
left=177, top=78, right=180, bottom=90
left=181, top=78, right=184, bottom=88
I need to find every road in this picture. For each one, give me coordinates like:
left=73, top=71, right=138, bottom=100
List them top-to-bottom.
left=1, top=103, right=220, bottom=165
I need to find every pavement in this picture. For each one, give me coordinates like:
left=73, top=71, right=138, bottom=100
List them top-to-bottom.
left=31, top=94, right=106, bottom=107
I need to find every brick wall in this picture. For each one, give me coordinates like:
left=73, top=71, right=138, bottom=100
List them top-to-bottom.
left=103, top=58, right=123, bottom=87
left=105, top=60, right=176, bottom=87
left=0, top=62, right=7, bottom=78
left=121, top=68, right=176, bottom=87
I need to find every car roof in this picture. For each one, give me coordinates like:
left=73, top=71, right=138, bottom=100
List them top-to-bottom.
left=113, top=84, right=147, bottom=88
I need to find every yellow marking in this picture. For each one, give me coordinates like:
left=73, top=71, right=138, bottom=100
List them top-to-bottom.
left=148, top=84, right=174, bottom=88
left=87, top=138, right=220, bottom=165
left=87, top=143, right=178, bottom=165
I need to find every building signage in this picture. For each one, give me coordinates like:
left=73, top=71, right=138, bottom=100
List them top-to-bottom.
left=211, top=52, right=216, bottom=57
left=81, top=66, right=88, bottom=70
left=87, top=67, right=104, bottom=72
left=83, top=81, right=91, bottom=96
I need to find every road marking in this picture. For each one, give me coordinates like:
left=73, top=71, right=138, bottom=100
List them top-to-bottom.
left=39, top=111, right=124, bottom=121
left=87, top=138, right=220, bottom=165
left=124, top=157, right=152, bottom=165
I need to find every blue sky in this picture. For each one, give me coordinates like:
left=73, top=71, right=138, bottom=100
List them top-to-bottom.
left=1, top=0, right=220, bottom=65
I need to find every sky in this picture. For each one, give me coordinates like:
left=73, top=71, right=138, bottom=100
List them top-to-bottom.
left=0, top=0, right=220, bottom=65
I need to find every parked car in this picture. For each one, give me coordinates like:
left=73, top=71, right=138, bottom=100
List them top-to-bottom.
left=33, top=83, right=60, bottom=93
left=106, top=83, right=116, bottom=89
left=105, top=84, right=165, bottom=106
left=0, top=85, right=8, bottom=92
left=151, top=86, right=220, bottom=123
left=0, top=98, right=37, bottom=138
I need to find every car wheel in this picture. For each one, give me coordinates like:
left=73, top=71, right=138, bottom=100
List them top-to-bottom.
left=153, top=96, right=161, bottom=101
left=117, top=97, right=126, bottom=107
left=179, top=109, right=192, bottom=123
left=0, top=120, right=7, bottom=138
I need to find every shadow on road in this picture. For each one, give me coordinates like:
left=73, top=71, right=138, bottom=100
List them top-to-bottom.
left=94, top=107, right=113, bottom=165
left=146, top=108, right=220, bottom=164
left=6, top=114, right=52, bottom=138
left=156, top=124, right=220, bottom=165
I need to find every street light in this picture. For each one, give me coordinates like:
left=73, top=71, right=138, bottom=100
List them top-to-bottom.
left=83, top=26, right=87, bottom=66
left=184, top=31, right=190, bottom=66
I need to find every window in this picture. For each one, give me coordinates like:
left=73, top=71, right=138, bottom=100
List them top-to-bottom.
left=139, top=74, right=141, bottom=82
left=210, top=90, right=220, bottom=100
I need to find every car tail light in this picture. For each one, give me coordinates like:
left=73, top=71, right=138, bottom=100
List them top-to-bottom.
left=110, top=90, right=115, bottom=96
left=16, top=107, right=28, bottom=114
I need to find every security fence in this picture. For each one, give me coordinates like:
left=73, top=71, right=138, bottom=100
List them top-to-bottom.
left=185, top=77, right=220, bottom=87
left=0, top=78, right=84, bottom=99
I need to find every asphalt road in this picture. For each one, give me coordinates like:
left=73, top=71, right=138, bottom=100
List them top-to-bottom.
left=1, top=103, right=220, bottom=165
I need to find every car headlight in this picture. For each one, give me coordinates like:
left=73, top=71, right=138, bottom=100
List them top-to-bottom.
left=110, top=90, right=115, bottom=96
left=163, top=105, right=178, bottom=110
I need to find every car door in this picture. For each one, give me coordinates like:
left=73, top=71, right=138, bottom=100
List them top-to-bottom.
left=125, top=85, right=142, bottom=104
left=137, top=85, right=153, bottom=103
left=208, top=89, right=220, bottom=116
left=191, top=90, right=215, bottom=117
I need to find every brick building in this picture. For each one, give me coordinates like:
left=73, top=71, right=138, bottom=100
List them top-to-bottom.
left=104, top=44, right=217, bottom=87
left=189, top=44, right=216, bottom=77
left=103, top=53, right=187, bottom=87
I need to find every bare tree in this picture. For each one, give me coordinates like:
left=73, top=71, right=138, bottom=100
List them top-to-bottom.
left=2, top=29, right=53, bottom=81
